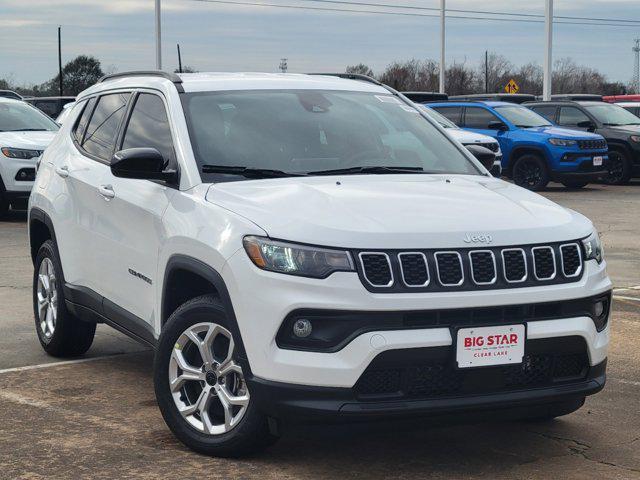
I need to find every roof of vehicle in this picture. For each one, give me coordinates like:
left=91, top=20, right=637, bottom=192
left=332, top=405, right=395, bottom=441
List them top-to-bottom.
left=81, top=71, right=390, bottom=98
left=0, top=89, right=22, bottom=100
left=24, top=96, right=76, bottom=101
left=430, top=100, right=520, bottom=108
left=525, top=100, right=608, bottom=107
left=614, top=101, right=640, bottom=107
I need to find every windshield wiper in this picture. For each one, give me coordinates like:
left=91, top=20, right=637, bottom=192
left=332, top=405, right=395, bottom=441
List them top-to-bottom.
left=6, top=128, right=48, bottom=132
left=201, top=165, right=306, bottom=178
left=309, top=165, right=426, bottom=176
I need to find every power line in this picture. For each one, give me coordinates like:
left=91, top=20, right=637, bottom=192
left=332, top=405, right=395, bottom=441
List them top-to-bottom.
left=184, top=0, right=640, bottom=27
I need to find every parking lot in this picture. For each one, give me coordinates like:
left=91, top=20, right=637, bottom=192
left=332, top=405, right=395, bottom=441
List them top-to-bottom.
left=1, top=182, right=639, bottom=479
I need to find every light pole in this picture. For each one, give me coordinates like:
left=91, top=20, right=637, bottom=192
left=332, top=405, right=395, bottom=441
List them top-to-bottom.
left=155, top=0, right=162, bottom=70
left=439, top=0, right=445, bottom=94
left=543, top=0, right=553, bottom=100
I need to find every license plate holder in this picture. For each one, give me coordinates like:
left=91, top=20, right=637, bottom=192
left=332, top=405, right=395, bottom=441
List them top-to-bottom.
left=593, top=156, right=603, bottom=166
left=456, top=324, right=525, bottom=369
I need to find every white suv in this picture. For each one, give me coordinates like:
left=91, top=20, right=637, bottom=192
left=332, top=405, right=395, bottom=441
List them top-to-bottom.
left=29, top=71, right=611, bottom=457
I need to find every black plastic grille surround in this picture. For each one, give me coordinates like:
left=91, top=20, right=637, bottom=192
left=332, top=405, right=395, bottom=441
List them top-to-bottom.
left=577, top=139, right=607, bottom=150
left=465, top=141, right=500, bottom=152
left=354, top=241, right=585, bottom=293
left=354, top=337, right=590, bottom=400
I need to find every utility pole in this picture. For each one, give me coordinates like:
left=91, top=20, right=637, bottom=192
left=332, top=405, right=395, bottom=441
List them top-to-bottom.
left=155, top=0, right=162, bottom=70
left=439, top=0, right=445, bottom=94
left=543, top=0, right=553, bottom=101
left=57, top=26, right=63, bottom=96
left=633, top=38, right=640, bottom=94
left=177, top=44, right=183, bottom=73
left=485, top=50, right=488, bottom=94
left=279, top=58, right=288, bottom=73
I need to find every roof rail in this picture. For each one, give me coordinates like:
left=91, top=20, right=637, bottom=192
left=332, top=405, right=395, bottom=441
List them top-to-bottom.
left=98, top=71, right=184, bottom=92
left=307, top=73, right=383, bottom=86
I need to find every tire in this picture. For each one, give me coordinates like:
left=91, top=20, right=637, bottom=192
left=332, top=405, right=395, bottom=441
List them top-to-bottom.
left=603, top=149, right=632, bottom=185
left=512, top=154, right=550, bottom=191
left=561, top=181, right=588, bottom=189
left=0, top=194, right=8, bottom=217
left=33, top=240, right=96, bottom=357
left=154, top=294, right=279, bottom=457
left=524, top=398, right=585, bottom=422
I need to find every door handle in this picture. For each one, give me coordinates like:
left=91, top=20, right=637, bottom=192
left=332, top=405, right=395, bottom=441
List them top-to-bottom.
left=55, top=165, right=69, bottom=178
left=98, top=184, right=115, bottom=200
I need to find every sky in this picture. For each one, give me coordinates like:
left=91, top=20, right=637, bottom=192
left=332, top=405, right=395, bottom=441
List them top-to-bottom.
left=1, top=0, right=639, bottom=86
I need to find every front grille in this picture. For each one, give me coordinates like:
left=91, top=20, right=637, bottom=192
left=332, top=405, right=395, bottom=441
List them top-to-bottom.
left=577, top=139, right=607, bottom=150
left=465, top=141, right=499, bottom=152
left=354, top=241, right=584, bottom=293
left=560, top=243, right=582, bottom=277
left=532, top=247, right=556, bottom=280
left=469, top=251, right=496, bottom=284
left=435, top=252, right=463, bottom=286
left=359, top=253, right=393, bottom=287
left=398, top=253, right=429, bottom=287
left=354, top=337, right=589, bottom=400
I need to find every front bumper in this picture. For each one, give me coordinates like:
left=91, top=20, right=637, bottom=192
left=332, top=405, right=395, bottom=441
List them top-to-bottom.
left=0, top=154, right=38, bottom=194
left=552, top=156, right=609, bottom=182
left=223, top=251, right=611, bottom=389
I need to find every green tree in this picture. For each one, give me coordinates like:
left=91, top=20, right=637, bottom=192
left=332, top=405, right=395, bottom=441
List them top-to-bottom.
left=49, top=55, right=105, bottom=96
left=345, top=63, right=374, bottom=77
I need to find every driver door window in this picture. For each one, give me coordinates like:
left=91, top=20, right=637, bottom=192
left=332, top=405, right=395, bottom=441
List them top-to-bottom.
left=464, top=107, right=500, bottom=130
left=558, top=107, right=591, bottom=128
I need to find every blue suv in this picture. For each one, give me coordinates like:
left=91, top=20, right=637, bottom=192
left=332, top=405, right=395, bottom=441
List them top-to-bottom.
left=428, top=101, right=609, bottom=190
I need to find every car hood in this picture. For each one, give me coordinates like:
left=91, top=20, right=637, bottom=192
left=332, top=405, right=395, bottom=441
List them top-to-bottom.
left=605, top=124, right=640, bottom=135
left=521, top=126, right=603, bottom=139
left=447, top=128, right=498, bottom=146
left=0, top=130, right=57, bottom=150
left=205, top=175, right=593, bottom=249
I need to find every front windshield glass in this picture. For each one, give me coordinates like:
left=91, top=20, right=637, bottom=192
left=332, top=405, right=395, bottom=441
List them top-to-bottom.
left=182, top=90, right=480, bottom=180
left=0, top=101, right=59, bottom=132
left=416, top=104, right=457, bottom=128
left=584, top=104, right=640, bottom=126
left=495, top=105, right=552, bottom=128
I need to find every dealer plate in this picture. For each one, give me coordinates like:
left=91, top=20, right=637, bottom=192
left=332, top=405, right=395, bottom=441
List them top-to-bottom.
left=593, top=156, right=603, bottom=166
left=456, top=324, right=525, bottom=368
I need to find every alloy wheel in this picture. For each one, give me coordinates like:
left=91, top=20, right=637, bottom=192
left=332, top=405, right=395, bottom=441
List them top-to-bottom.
left=604, top=152, right=624, bottom=184
left=514, top=159, right=543, bottom=189
left=36, top=257, right=58, bottom=339
left=169, top=322, right=249, bottom=435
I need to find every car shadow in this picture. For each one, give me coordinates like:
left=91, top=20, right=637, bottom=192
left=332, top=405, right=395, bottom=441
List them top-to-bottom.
left=0, top=208, right=28, bottom=223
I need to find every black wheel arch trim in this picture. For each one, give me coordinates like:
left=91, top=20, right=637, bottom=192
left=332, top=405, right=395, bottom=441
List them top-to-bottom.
left=505, top=145, right=548, bottom=171
left=161, top=254, right=250, bottom=366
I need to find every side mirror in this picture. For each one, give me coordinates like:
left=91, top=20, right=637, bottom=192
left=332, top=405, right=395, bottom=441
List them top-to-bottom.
left=577, top=120, right=595, bottom=131
left=487, top=121, right=508, bottom=131
left=465, top=145, right=497, bottom=171
left=111, top=148, right=177, bottom=183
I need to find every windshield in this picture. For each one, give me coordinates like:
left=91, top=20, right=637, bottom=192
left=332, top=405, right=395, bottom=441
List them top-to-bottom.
left=182, top=90, right=480, bottom=181
left=0, top=101, right=59, bottom=132
left=416, top=104, right=457, bottom=128
left=584, top=104, right=640, bottom=126
left=495, top=105, right=552, bottom=128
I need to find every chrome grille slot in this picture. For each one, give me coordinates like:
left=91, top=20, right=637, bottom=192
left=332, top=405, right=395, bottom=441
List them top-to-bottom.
left=560, top=243, right=582, bottom=277
left=532, top=246, right=556, bottom=280
left=502, top=248, right=527, bottom=283
left=469, top=250, right=496, bottom=285
left=359, top=252, right=393, bottom=287
left=398, top=252, right=430, bottom=287
left=435, top=252, right=464, bottom=286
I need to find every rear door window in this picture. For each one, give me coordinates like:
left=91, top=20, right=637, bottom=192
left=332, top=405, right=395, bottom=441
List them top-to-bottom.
left=81, top=93, right=130, bottom=161
left=121, top=93, right=175, bottom=168
left=73, top=97, right=96, bottom=143
left=530, top=105, right=557, bottom=123
left=431, top=106, right=462, bottom=125
left=464, top=107, right=500, bottom=129
left=558, top=107, right=591, bottom=127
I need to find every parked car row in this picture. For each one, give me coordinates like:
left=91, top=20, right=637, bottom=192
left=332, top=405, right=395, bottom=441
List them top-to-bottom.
left=408, top=91, right=640, bottom=190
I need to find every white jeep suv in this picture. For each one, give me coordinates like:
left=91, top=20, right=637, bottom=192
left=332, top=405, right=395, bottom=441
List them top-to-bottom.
left=28, top=71, right=611, bottom=457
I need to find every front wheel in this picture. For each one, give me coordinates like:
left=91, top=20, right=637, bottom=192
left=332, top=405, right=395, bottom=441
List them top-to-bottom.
left=603, top=150, right=632, bottom=185
left=512, top=154, right=550, bottom=191
left=0, top=192, right=8, bottom=217
left=33, top=240, right=96, bottom=356
left=154, top=295, right=278, bottom=457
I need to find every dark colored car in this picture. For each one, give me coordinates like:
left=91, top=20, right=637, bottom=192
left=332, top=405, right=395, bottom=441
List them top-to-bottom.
left=0, top=90, right=22, bottom=100
left=402, top=92, right=449, bottom=102
left=447, top=94, right=536, bottom=104
left=537, top=94, right=603, bottom=102
left=24, top=96, right=76, bottom=119
left=527, top=100, right=640, bottom=184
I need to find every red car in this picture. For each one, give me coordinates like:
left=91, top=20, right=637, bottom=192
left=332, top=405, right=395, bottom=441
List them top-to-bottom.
left=603, top=94, right=640, bottom=103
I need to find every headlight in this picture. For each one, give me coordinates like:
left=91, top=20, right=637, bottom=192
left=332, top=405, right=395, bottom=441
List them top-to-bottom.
left=630, top=135, right=640, bottom=143
left=548, top=138, right=577, bottom=147
left=1, top=147, right=42, bottom=159
left=581, top=231, right=604, bottom=264
left=243, top=236, right=354, bottom=278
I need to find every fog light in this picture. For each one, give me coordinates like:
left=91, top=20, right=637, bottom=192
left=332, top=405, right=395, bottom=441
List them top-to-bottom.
left=594, top=300, right=605, bottom=318
left=293, top=319, right=312, bottom=338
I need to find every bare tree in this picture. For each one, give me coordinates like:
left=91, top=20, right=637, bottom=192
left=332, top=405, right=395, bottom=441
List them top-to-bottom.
left=478, top=53, right=513, bottom=93
left=378, top=59, right=439, bottom=91
left=445, top=61, right=480, bottom=95
left=345, top=63, right=374, bottom=77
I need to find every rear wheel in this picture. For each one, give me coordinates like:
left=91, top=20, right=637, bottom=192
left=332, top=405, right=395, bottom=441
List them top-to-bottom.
left=603, top=150, right=632, bottom=185
left=512, top=154, right=550, bottom=191
left=561, top=181, right=588, bottom=189
left=33, top=240, right=96, bottom=356
left=154, top=294, right=278, bottom=457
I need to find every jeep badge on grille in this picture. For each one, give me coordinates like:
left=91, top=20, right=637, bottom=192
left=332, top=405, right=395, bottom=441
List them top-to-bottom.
left=463, top=234, right=493, bottom=244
